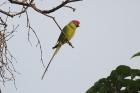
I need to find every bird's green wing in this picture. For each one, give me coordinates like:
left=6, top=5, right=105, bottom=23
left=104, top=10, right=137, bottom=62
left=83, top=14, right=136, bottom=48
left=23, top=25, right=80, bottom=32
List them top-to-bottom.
left=57, top=26, right=69, bottom=43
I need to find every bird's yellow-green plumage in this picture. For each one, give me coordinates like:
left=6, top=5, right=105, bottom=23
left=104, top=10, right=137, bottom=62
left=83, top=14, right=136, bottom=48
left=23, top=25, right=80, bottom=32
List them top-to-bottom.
left=41, top=20, right=80, bottom=79
left=53, top=21, right=78, bottom=49
left=59, top=22, right=77, bottom=41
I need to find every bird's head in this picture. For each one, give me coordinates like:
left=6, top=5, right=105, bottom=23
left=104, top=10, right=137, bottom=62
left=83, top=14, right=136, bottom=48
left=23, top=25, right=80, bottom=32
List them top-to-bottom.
left=72, top=20, right=80, bottom=27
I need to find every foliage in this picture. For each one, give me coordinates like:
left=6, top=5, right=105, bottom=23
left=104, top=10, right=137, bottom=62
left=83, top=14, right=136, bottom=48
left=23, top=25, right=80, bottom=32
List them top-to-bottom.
left=131, top=52, right=140, bottom=58
left=86, top=65, right=140, bottom=93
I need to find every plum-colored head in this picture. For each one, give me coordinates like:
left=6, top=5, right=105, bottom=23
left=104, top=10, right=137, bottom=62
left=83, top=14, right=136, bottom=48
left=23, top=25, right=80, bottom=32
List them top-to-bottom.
left=72, top=20, right=80, bottom=27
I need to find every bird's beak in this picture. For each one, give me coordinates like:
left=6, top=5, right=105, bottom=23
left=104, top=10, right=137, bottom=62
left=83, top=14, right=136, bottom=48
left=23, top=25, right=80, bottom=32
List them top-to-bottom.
left=77, top=25, right=80, bottom=27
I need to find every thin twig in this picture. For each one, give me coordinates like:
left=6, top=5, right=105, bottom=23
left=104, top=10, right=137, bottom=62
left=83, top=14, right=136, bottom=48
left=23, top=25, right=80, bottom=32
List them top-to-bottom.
left=0, top=1, right=7, bottom=7
left=64, top=5, right=76, bottom=12
left=25, top=11, right=45, bottom=67
left=26, top=11, right=32, bottom=46
left=0, top=18, right=19, bottom=88
left=5, top=25, right=19, bottom=38
left=30, top=27, right=45, bottom=67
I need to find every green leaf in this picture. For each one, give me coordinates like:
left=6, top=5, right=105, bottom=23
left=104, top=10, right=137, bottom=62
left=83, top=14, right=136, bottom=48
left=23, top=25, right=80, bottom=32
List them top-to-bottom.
left=131, top=52, right=140, bottom=58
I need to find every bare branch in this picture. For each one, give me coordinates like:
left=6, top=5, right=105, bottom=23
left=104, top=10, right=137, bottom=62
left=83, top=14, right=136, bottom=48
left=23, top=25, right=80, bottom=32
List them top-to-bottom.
left=0, top=0, right=82, bottom=87
left=0, top=0, right=82, bottom=17
left=0, top=0, right=32, bottom=18
left=8, top=0, right=34, bottom=6
left=38, top=0, right=82, bottom=14
left=69, top=0, right=83, bottom=3
left=0, top=1, right=7, bottom=7
left=64, top=5, right=76, bottom=12
left=25, top=11, right=45, bottom=67
left=0, top=17, right=19, bottom=88
left=0, top=17, right=7, bottom=28
left=30, top=27, right=45, bottom=67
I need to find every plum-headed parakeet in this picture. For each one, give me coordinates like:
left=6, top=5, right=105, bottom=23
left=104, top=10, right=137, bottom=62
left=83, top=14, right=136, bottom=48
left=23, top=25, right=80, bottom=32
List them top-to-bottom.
left=42, top=20, right=80, bottom=79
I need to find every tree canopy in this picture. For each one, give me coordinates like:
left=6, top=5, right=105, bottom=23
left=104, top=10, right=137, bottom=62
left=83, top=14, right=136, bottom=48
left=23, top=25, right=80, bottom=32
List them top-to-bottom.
left=86, top=65, right=140, bottom=93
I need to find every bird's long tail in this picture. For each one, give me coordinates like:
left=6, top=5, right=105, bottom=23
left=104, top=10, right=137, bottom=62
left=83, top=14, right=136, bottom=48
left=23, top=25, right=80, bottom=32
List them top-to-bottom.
left=41, top=45, right=61, bottom=79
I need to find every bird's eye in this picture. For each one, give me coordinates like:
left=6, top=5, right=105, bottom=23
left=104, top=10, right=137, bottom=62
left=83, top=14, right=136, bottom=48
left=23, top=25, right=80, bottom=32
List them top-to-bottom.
left=76, top=24, right=79, bottom=27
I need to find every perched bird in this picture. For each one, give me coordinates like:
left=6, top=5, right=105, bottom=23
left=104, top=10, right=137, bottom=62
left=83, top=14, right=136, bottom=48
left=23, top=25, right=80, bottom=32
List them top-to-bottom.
left=41, top=20, right=80, bottom=79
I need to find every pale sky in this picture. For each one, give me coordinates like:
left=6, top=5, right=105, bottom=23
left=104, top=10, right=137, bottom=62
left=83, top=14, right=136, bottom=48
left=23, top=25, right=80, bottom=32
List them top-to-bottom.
left=2, top=0, right=140, bottom=93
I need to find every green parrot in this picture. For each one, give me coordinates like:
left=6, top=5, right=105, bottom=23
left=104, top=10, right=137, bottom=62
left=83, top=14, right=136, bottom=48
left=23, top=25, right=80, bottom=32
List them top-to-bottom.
left=41, top=20, right=80, bottom=79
